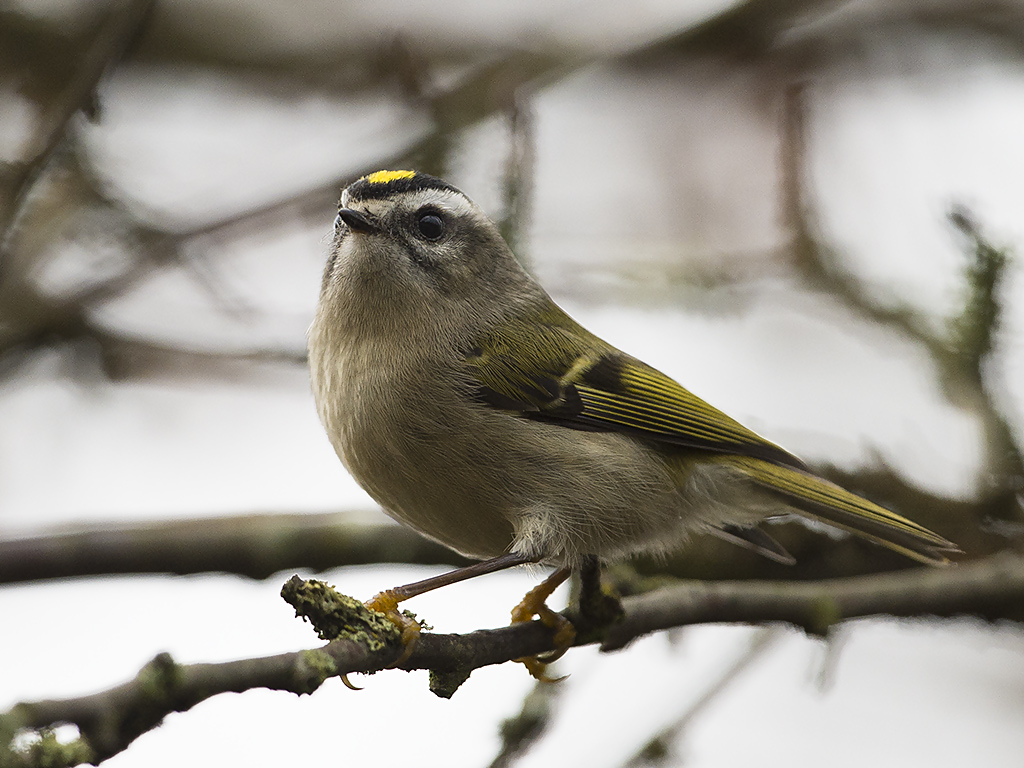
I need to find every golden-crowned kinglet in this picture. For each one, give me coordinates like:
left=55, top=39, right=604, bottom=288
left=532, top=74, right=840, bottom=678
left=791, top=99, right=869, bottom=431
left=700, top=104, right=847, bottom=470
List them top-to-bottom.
left=308, top=170, right=956, bottom=674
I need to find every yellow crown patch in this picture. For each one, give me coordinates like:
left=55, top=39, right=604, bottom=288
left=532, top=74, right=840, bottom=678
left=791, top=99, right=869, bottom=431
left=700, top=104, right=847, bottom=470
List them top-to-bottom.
left=362, top=170, right=416, bottom=185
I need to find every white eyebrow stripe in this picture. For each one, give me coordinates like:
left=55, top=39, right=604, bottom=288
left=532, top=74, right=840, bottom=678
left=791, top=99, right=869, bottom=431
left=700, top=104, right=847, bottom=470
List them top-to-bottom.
left=401, top=188, right=477, bottom=217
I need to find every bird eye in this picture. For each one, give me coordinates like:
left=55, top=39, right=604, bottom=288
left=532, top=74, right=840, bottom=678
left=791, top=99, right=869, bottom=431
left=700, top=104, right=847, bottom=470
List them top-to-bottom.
left=417, top=211, right=445, bottom=240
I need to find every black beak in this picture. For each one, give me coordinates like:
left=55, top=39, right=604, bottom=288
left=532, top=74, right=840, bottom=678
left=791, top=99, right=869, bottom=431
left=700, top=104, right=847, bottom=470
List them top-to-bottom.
left=336, top=208, right=380, bottom=234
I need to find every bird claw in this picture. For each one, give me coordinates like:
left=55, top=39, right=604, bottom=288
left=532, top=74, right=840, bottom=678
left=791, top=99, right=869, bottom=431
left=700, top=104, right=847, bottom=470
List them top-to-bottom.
left=510, top=567, right=575, bottom=682
left=365, top=589, right=423, bottom=668
left=339, top=590, right=426, bottom=690
left=514, top=656, right=569, bottom=683
left=340, top=674, right=363, bottom=691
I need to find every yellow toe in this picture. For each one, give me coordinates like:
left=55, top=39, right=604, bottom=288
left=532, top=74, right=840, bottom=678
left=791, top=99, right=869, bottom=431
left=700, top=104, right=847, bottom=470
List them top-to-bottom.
left=510, top=568, right=575, bottom=681
left=365, top=589, right=422, bottom=668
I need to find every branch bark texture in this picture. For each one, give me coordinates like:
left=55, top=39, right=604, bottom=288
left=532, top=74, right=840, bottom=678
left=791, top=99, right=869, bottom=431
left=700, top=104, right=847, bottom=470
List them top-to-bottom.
left=3, top=553, right=1022, bottom=765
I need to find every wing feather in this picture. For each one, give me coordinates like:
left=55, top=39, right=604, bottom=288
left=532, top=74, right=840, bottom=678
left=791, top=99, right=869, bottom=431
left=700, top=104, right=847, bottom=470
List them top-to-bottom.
left=466, top=307, right=805, bottom=469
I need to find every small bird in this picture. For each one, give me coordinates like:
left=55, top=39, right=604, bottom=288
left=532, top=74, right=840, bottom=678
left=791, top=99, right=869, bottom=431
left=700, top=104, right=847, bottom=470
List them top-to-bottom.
left=308, top=169, right=957, bottom=677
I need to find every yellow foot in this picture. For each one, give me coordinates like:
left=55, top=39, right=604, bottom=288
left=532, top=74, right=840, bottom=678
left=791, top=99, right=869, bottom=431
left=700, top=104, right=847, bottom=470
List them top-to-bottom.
left=510, top=567, right=576, bottom=682
left=340, top=589, right=424, bottom=690
left=365, top=589, right=423, bottom=667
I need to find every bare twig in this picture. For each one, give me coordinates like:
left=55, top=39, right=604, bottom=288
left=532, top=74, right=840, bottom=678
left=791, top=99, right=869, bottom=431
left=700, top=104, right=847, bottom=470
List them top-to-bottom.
left=0, top=0, right=154, bottom=260
left=625, top=0, right=843, bottom=62
left=0, top=49, right=564, bottom=382
left=160, top=51, right=564, bottom=247
left=779, top=82, right=1024, bottom=519
left=779, top=82, right=950, bottom=359
left=497, top=88, right=535, bottom=259
left=623, top=628, right=784, bottom=767
left=486, top=678, right=562, bottom=768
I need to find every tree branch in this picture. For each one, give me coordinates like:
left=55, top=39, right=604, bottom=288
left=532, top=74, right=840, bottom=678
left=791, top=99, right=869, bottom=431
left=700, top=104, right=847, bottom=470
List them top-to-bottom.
left=0, top=514, right=470, bottom=585
left=603, top=550, right=1024, bottom=651
left=4, top=553, right=1023, bottom=765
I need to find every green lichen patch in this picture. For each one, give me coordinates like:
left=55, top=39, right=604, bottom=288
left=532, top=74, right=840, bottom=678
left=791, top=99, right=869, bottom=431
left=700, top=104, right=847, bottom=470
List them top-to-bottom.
left=947, top=206, right=1011, bottom=377
left=280, top=575, right=400, bottom=650
left=806, top=595, right=842, bottom=637
left=294, top=649, right=339, bottom=694
left=136, top=653, right=181, bottom=704
left=428, top=668, right=473, bottom=699
left=0, top=727, right=95, bottom=768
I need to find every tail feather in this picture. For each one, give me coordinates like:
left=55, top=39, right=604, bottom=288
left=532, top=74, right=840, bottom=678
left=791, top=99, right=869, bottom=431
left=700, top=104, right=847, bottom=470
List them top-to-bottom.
left=729, top=456, right=960, bottom=565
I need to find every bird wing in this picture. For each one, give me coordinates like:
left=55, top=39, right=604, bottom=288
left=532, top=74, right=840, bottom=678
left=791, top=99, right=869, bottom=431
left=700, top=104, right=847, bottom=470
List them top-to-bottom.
left=465, top=305, right=959, bottom=565
left=465, top=306, right=806, bottom=470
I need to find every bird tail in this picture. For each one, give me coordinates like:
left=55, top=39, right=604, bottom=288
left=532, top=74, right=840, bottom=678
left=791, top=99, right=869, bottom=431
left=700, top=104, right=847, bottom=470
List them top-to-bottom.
left=728, top=456, right=960, bottom=565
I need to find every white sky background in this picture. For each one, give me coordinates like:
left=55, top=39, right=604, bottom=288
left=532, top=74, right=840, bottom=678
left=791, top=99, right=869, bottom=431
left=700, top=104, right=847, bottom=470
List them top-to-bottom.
left=3, top=1, right=1024, bottom=765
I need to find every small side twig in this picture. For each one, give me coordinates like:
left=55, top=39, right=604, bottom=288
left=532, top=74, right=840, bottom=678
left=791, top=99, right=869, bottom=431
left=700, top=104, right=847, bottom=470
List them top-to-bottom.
left=498, top=88, right=535, bottom=259
left=623, top=627, right=784, bottom=767
left=486, top=678, right=563, bottom=768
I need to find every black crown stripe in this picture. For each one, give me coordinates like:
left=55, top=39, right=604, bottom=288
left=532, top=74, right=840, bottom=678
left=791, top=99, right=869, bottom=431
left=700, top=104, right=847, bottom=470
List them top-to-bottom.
left=345, top=170, right=463, bottom=202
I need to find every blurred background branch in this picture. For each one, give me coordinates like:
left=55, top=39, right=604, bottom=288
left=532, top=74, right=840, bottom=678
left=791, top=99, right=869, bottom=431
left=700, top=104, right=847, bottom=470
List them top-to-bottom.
left=3, top=0, right=1024, bottom=765
left=3, top=0, right=1022, bottom=582
left=0, top=513, right=470, bottom=585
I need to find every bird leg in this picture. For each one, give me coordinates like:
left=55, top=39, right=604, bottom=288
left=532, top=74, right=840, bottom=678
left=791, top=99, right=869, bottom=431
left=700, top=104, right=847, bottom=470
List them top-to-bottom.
left=365, top=551, right=538, bottom=667
left=575, top=554, right=624, bottom=632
